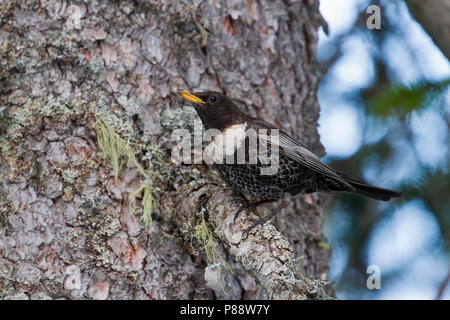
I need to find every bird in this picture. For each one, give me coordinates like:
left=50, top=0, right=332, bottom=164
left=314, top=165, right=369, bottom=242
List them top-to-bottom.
left=180, top=90, right=401, bottom=234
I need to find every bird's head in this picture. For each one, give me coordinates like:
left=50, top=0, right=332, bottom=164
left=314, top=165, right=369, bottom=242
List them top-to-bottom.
left=180, top=90, right=246, bottom=130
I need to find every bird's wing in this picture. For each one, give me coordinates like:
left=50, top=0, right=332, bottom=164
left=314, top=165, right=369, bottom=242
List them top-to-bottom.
left=248, top=119, right=354, bottom=190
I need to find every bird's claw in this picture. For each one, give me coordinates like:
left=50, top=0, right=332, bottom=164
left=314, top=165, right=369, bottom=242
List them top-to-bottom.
left=232, top=197, right=256, bottom=223
left=233, top=205, right=245, bottom=223
left=241, top=215, right=274, bottom=239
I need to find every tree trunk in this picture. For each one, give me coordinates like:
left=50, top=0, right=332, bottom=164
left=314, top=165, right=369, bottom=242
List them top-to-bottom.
left=0, top=0, right=332, bottom=300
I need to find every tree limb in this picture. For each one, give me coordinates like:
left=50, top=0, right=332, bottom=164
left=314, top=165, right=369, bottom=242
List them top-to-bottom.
left=173, top=185, right=333, bottom=300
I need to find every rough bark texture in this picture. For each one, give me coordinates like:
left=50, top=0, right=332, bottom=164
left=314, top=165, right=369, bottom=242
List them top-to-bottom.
left=0, top=0, right=332, bottom=300
left=405, top=0, right=450, bottom=61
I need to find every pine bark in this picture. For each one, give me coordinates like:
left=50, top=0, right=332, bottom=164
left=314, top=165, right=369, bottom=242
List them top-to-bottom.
left=0, top=0, right=332, bottom=300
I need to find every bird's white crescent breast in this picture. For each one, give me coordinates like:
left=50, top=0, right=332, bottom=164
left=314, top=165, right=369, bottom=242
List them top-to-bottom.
left=205, top=123, right=247, bottom=162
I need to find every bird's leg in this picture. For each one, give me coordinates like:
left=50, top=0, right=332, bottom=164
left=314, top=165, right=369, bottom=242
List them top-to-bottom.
left=232, top=195, right=273, bottom=223
left=242, top=200, right=288, bottom=238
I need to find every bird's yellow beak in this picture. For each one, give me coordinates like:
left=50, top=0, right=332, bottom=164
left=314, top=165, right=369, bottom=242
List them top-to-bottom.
left=180, top=90, right=206, bottom=104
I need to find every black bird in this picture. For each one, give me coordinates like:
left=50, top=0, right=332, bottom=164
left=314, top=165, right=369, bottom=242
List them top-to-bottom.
left=180, top=90, right=401, bottom=232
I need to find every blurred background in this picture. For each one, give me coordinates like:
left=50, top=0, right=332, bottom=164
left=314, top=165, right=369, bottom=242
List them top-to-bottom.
left=317, top=0, right=450, bottom=299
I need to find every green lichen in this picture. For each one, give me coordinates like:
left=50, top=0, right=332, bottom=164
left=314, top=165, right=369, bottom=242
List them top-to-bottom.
left=0, top=96, right=89, bottom=180
left=160, top=106, right=199, bottom=132
left=94, top=114, right=154, bottom=228
left=94, top=115, right=141, bottom=181
left=62, top=169, right=80, bottom=184
left=129, top=181, right=154, bottom=229
left=75, top=191, right=121, bottom=268
left=191, top=208, right=233, bottom=283
left=190, top=210, right=233, bottom=295
left=191, top=212, right=219, bottom=265
left=317, top=242, right=331, bottom=250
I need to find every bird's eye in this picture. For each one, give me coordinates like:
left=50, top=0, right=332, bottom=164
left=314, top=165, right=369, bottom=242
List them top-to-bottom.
left=209, top=96, right=217, bottom=103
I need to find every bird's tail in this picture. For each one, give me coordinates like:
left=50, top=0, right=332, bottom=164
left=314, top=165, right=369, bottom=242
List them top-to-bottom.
left=343, top=177, right=401, bottom=201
